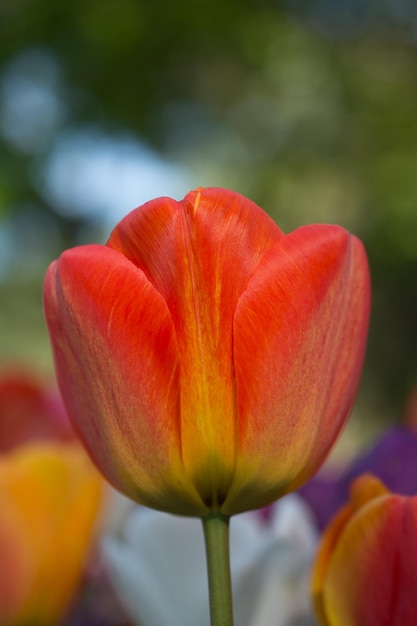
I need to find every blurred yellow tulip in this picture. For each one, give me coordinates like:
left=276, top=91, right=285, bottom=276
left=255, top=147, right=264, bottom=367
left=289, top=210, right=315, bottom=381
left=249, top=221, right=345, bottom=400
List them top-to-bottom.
left=0, top=442, right=102, bottom=625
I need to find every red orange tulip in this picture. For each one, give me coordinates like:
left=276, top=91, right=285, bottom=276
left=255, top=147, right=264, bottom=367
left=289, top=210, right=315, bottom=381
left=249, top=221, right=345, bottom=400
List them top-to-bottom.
left=44, top=187, right=370, bottom=516
left=312, top=474, right=417, bottom=626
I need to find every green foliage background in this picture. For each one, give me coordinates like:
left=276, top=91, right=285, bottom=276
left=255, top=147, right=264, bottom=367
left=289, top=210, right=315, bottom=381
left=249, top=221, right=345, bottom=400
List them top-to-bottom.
left=1, top=0, right=417, bottom=430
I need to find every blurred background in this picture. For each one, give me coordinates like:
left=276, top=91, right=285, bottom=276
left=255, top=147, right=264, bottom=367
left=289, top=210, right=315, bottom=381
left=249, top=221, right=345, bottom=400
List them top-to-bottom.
left=1, top=0, right=417, bottom=454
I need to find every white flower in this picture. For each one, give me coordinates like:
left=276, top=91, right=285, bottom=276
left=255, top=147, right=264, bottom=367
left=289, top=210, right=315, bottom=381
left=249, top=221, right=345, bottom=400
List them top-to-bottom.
left=102, top=494, right=318, bottom=626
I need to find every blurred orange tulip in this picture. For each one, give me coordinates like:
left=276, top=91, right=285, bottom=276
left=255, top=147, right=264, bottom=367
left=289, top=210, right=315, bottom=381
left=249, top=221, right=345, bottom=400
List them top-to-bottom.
left=44, top=187, right=370, bottom=516
left=0, top=442, right=102, bottom=625
left=312, top=474, right=417, bottom=626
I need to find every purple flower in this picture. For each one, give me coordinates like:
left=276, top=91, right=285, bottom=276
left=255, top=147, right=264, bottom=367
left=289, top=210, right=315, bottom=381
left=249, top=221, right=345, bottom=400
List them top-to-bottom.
left=299, top=426, right=417, bottom=529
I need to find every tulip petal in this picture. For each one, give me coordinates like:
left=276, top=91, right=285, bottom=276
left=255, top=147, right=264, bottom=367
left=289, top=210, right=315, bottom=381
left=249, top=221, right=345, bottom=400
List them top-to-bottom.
left=107, top=188, right=283, bottom=507
left=225, top=225, right=370, bottom=514
left=44, top=244, right=205, bottom=514
left=311, top=474, right=389, bottom=625
left=323, top=494, right=417, bottom=626
left=311, top=505, right=352, bottom=626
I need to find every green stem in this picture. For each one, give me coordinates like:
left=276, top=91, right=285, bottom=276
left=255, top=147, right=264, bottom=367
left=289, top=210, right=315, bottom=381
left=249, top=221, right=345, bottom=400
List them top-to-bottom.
left=202, top=513, right=234, bottom=626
